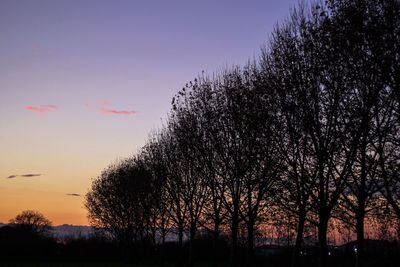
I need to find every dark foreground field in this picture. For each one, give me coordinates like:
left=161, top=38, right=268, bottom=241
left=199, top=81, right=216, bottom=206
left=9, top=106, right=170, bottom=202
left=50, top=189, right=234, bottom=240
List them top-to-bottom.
left=1, top=226, right=400, bottom=267
left=1, top=247, right=400, bottom=267
left=0, top=262, right=133, bottom=267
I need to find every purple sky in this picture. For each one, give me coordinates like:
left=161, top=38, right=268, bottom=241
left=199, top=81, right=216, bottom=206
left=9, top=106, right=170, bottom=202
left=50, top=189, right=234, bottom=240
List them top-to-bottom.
left=0, top=0, right=299, bottom=225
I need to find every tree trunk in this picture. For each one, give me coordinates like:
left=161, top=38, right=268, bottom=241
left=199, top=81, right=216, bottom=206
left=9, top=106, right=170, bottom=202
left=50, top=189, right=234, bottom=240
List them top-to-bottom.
left=356, top=138, right=367, bottom=267
left=356, top=204, right=366, bottom=267
left=291, top=207, right=306, bottom=267
left=231, top=209, right=239, bottom=267
left=318, top=214, right=329, bottom=267
left=212, top=218, right=220, bottom=267
left=246, top=218, right=255, bottom=267
left=247, top=219, right=254, bottom=252
left=189, top=222, right=197, bottom=266
left=178, top=223, right=183, bottom=248
left=178, top=223, right=184, bottom=267
left=151, top=227, right=156, bottom=245
left=161, top=228, right=166, bottom=245
left=161, top=228, right=166, bottom=265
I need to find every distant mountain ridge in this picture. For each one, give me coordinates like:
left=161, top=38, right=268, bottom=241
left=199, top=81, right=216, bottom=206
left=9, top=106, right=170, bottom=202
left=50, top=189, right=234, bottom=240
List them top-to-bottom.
left=0, top=223, right=93, bottom=239
left=0, top=223, right=187, bottom=243
left=51, top=224, right=93, bottom=239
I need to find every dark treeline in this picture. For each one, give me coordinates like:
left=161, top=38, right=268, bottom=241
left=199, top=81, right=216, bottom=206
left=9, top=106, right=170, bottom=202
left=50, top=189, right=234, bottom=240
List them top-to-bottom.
left=83, top=1, right=400, bottom=267
left=0, top=210, right=119, bottom=263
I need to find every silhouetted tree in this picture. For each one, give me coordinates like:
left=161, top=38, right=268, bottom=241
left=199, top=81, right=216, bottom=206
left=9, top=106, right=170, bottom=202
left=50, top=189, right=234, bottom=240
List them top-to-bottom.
left=83, top=1, right=400, bottom=267
left=262, top=2, right=368, bottom=266
left=262, top=7, right=316, bottom=266
left=172, top=75, right=229, bottom=266
left=169, top=94, right=211, bottom=265
left=155, top=128, right=188, bottom=250
left=141, top=138, right=173, bottom=246
left=85, top=157, right=156, bottom=258
left=9, top=210, right=52, bottom=236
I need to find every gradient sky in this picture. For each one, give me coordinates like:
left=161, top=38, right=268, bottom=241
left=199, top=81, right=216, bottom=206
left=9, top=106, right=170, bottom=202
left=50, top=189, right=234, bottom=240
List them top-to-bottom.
left=0, top=0, right=298, bottom=225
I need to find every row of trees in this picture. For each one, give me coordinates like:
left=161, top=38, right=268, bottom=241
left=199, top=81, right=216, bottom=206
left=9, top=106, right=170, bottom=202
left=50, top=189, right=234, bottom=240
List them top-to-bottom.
left=85, top=1, right=400, bottom=266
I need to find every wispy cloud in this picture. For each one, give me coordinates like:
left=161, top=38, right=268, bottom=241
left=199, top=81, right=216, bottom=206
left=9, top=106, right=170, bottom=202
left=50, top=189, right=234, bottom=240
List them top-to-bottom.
left=29, top=45, right=38, bottom=50
left=98, top=100, right=110, bottom=106
left=85, top=102, right=138, bottom=115
left=42, top=104, right=58, bottom=109
left=84, top=104, right=96, bottom=110
left=25, top=105, right=58, bottom=113
left=25, top=106, right=49, bottom=113
left=99, top=107, right=138, bottom=115
left=7, top=174, right=42, bottom=179
left=21, top=174, right=42, bottom=177
left=66, top=193, right=81, bottom=197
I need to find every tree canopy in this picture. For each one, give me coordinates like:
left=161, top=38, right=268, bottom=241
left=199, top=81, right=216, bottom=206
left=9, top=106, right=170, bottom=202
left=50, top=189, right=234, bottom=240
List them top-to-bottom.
left=85, top=1, right=400, bottom=267
left=9, top=210, right=52, bottom=235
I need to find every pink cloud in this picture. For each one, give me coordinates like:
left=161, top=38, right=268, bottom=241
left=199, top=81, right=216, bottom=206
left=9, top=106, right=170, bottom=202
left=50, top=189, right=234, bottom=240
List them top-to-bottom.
left=29, top=45, right=38, bottom=50
left=33, top=51, right=40, bottom=55
left=98, top=100, right=110, bottom=106
left=85, top=103, right=138, bottom=115
left=42, top=104, right=58, bottom=110
left=84, top=104, right=96, bottom=111
left=25, top=105, right=58, bottom=113
left=25, top=106, right=50, bottom=113
left=99, top=108, right=138, bottom=115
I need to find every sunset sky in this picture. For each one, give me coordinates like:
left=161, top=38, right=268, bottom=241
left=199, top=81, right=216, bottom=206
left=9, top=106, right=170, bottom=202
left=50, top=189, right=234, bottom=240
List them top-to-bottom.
left=0, top=0, right=297, bottom=226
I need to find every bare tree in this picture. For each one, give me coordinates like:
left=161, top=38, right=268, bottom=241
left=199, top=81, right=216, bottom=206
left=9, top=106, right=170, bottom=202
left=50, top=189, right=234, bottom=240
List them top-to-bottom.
left=82, top=1, right=400, bottom=266
left=326, top=1, right=400, bottom=265
left=262, top=3, right=364, bottom=266
left=261, top=8, right=317, bottom=265
left=177, top=66, right=281, bottom=265
left=173, top=76, right=229, bottom=266
left=168, top=100, right=210, bottom=265
left=155, top=128, right=188, bottom=250
left=141, top=137, right=172, bottom=246
left=85, top=157, right=156, bottom=254
left=9, top=210, right=52, bottom=236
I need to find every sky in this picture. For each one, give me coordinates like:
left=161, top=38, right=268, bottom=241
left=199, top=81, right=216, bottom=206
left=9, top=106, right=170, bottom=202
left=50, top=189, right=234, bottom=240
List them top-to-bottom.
left=0, top=0, right=298, bottom=226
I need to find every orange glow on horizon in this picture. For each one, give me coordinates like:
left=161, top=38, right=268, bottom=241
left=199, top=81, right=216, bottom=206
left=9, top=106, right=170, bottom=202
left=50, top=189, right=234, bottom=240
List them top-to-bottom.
left=0, top=186, right=89, bottom=226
